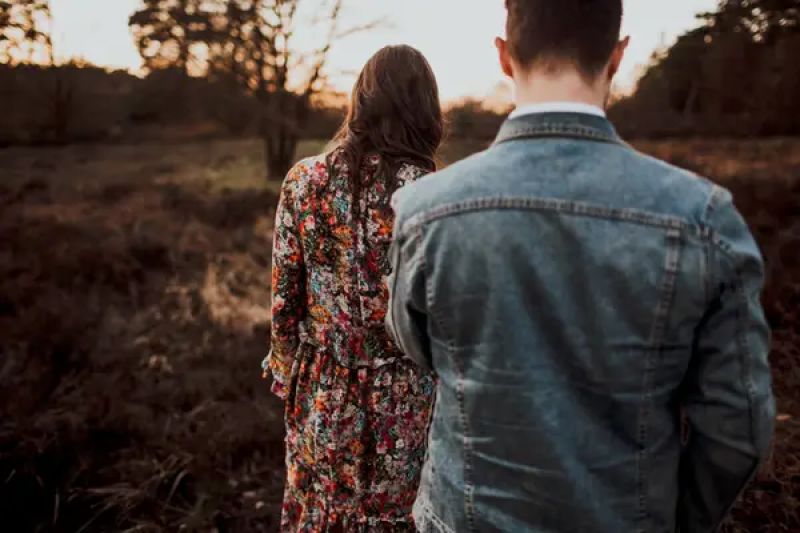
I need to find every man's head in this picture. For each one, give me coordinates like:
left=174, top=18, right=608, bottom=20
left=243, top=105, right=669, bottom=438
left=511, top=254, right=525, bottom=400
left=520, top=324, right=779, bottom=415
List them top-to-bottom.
left=497, top=0, right=629, bottom=98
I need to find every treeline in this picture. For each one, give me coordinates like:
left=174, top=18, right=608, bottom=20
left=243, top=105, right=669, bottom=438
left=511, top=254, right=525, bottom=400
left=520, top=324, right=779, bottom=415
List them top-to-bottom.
left=3, top=0, right=799, bottom=152
left=611, top=0, right=800, bottom=137
left=0, top=61, right=503, bottom=145
left=0, top=63, right=134, bottom=145
left=0, top=64, right=343, bottom=147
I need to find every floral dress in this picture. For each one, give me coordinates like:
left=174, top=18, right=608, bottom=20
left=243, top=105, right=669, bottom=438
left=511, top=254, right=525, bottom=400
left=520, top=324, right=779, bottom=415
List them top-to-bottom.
left=263, top=150, right=435, bottom=532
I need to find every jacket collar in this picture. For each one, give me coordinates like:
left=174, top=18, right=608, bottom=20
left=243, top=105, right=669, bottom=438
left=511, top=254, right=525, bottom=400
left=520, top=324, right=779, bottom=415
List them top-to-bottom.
left=494, top=112, right=622, bottom=146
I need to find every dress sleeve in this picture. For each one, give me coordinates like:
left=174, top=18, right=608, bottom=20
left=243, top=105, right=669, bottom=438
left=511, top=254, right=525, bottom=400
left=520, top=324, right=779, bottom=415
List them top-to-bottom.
left=262, top=167, right=306, bottom=400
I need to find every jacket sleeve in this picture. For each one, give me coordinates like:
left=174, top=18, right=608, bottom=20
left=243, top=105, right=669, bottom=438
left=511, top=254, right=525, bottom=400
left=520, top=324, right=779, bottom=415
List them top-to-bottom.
left=263, top=169, right=306, bottom=400
left=678, top=187, right=775, bottom=532
left=386, top=202, right=434, bottom=371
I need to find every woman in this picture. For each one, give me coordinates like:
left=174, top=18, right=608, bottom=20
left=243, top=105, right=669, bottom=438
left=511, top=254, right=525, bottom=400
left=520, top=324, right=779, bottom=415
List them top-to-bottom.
left=263, top=45, right=443, bottom=531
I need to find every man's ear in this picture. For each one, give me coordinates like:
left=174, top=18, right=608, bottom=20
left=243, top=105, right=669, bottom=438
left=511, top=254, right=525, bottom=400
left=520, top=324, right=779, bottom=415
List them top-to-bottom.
left=607, top=36, right=630, bottom=81
left=496, top=37, right=514, bottom=78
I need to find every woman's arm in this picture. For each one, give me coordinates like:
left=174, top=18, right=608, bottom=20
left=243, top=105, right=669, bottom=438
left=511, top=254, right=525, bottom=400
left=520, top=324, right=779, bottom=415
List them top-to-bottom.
left=263, top=167, right=306, bottom=400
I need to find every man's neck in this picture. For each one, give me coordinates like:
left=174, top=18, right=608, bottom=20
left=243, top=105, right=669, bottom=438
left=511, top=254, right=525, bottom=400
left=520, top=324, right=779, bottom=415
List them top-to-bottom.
left=513, top=69, right=606, bottom=110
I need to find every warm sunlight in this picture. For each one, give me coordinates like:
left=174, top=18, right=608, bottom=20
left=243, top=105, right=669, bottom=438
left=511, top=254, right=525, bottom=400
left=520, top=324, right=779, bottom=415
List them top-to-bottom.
left=50, top=0, right=718, bottom=101
left=4, top=1, right=799, bottom=531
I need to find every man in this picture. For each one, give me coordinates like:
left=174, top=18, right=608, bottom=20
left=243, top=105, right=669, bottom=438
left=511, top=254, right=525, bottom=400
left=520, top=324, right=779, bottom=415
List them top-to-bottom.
left=386, top=1, right=775, bottom=531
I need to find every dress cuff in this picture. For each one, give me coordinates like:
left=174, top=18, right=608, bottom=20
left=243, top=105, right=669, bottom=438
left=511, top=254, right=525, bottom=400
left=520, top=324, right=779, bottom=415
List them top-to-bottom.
left=262, top=351, right=294, bottom=401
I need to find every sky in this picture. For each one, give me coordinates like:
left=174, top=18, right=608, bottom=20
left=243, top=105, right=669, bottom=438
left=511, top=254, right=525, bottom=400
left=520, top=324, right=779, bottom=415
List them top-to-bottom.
left=49, top=0, right=719, bottom=102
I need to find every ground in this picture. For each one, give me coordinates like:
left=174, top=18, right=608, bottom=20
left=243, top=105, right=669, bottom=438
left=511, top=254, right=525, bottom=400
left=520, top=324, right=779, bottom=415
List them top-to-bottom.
left=0, top=137, right=798, bottom=532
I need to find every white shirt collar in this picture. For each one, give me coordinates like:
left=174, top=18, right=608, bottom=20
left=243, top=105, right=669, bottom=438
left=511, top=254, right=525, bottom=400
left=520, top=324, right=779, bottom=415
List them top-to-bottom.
left=509, top=101, right=606, bottom=120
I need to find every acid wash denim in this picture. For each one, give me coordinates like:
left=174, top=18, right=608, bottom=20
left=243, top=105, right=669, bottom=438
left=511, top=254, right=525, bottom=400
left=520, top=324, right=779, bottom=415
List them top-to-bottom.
left=386, top=113, right=775, bottom=533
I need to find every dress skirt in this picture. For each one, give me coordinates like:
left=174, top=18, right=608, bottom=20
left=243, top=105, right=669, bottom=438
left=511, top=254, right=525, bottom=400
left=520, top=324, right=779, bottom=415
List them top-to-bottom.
left=279, top=343, right=435, bottom=532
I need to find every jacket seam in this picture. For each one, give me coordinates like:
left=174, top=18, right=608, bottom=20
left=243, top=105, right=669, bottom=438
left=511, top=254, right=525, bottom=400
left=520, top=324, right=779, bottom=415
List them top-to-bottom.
left=494, top=121, right=621, bottom=146
left=495, top=127, right=618, bottom=145
left=701, top=184, right=726, bottom=224
left=701, top=185, right=726, bottom=303
left=398, top=197, right=688, bottom=238
left=699, top=221, right=764, bottom=525
left=703, top=224, right=759, bottom=262
left=388, top=227, right=422, bottom=356
left=638, top=227, right=683, bottom=527
left=702, top=227, right=713, bottom=305
left=423, top=229, right=451, bottom=357
left=423, top=246, right=477, bottom=532
left=731, top=260, right=758, bottom=439
left=715, top=269, right=761, bottom=524
left=735, top=270, right=758, bottom=450
left=453, top=349, right=477, bottom=532
left=416, top=502, right=456, bottom=533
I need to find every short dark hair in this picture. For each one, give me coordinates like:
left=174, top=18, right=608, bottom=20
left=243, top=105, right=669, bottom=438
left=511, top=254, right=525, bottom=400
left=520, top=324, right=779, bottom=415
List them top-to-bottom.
left=505, top=0, right=623, bottom=80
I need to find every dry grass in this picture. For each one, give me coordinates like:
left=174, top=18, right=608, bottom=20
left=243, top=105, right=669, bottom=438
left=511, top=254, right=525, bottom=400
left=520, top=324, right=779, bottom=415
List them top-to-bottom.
left=0, top=137, right=798, bottom=532
left=0, top=140, right=288, bottom=531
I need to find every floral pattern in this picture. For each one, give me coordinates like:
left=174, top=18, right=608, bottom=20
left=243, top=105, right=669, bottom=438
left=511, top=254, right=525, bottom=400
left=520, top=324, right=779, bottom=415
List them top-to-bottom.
left=263, top=150, right=435, bottom=531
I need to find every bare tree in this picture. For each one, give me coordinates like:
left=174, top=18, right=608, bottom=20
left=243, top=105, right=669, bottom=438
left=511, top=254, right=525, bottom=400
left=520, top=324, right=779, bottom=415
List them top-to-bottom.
left=129, top=0, right=209, bottom=73
left=130, top=0, right=376, bottom=180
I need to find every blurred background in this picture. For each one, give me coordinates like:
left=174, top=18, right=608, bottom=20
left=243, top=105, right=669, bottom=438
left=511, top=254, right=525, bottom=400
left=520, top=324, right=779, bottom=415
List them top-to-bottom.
left=0, top=0, right=798, bottom=531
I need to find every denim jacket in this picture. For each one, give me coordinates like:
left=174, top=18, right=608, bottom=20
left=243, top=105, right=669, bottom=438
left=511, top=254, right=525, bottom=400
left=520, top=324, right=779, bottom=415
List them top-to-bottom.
left=387, top=113, right=774, bottom=533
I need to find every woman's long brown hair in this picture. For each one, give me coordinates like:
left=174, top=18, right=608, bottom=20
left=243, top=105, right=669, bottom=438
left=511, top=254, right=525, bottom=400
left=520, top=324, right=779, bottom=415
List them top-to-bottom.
left=328, top=45, right=443, bottom=212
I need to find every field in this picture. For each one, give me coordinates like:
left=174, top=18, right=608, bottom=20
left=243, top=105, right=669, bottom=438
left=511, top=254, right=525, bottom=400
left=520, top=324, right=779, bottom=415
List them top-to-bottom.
left=1, top=137, right=799, bottom=532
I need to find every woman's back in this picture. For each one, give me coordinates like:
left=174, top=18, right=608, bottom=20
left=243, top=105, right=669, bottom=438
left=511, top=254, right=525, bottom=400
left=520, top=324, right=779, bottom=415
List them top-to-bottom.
left=271, top=149, right=426, bottom=370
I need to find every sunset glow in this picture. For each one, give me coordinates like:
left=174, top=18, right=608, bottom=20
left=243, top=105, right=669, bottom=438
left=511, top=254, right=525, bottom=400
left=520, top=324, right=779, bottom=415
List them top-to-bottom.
left=50, top=0, right=719, bottom=102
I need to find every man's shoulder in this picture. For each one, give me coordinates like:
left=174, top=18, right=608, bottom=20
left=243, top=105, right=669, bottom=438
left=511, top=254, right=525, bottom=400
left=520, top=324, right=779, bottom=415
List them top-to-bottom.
left=621, top=146, right=722, bottom=222
left=626, top=147, right=712, bottom=188
left=625, top=148, right=758, bottom=262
